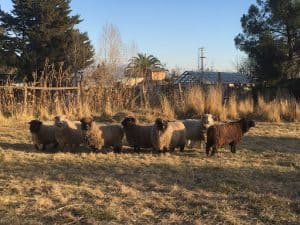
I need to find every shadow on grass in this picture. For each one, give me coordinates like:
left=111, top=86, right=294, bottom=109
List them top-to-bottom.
left=241, top=135, right=300, bottom=154
left=0, top=152, right=298, bottom=225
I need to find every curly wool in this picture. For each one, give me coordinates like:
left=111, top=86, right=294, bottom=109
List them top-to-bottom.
left=54, top=116, right=83, bottom=148
left=122, top=117, right=153, bottom=150
left=151, top=119, right=186, bottom=152
left=29, top=120, right=57, bottom=150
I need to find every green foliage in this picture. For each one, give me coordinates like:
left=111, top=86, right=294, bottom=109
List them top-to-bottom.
left=0, top=0, right=94, bottom=80
left=235, top=0, right=300, bottom=83
left=125, top=53, right=163, bottom=78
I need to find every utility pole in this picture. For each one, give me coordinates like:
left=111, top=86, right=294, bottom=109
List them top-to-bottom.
left=198, top=47, right=205, bottom=73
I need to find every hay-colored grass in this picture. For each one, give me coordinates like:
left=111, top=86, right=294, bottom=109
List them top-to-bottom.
left=0, top=121, right=299, bottom=224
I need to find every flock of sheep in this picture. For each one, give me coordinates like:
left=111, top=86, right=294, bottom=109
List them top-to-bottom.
left=29, top=114, right=255, bottom=156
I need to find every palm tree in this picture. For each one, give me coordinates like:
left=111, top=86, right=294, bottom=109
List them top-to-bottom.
left=125, top=53, right=163, bottom=78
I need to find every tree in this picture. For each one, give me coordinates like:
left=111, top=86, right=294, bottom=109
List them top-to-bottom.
left=0, top=0, right=94, bottom=80
left=235, top=0, right=300, bottom=83
left=0, top=17, right=17, bottom=74
left=98, top=23, right=123, bottom=78
left=125, top=53, right=163, bottom=78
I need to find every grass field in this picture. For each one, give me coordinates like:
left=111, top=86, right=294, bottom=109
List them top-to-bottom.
left=0, top=121, right=299, bottom=224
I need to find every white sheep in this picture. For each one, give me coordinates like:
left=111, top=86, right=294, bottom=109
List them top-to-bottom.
left=183, top=114, right=215, bottom=148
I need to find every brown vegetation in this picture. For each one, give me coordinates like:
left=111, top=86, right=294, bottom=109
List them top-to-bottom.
left=0, top=68, right=299, bottom=125
left=0, top=121, right=299, bottom=224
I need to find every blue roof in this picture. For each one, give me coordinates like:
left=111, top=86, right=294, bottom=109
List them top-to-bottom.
left=174, top=71, right=251, bottom=84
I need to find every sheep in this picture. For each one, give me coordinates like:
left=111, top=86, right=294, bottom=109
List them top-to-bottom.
left=183, top=114, right=215, bottom=148
left=54, top=115, right=83, bottom=150
left=121, top=116, right=153, bottom=152
left=80, top=117, right=124, bottom=153
left=151, top=118, right=186, bottom=152
left=205, top=118, right=255, bottom=156
left=28, top=119, right=58, bottom=151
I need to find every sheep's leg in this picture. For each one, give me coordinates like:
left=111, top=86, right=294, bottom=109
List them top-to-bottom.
left=53, top=142, right=59, bottom=149
left=230, top=142, right=236, bottom=153
left=34, top=144, right=40, bottom=150
left=41, top=144, right=46, bottom=151
left=179, top=144, right=185, bottom=152
left=205, top=144, right=210, bottom=156
left=232, top=144, right=236, bottom=153
left=113, top=145, right=121, bottom=154
left=133, top=145, right=140, bottom=153
left=169, top=147, right=175, bottom=152
left=211, top=147, right=217, bottom=156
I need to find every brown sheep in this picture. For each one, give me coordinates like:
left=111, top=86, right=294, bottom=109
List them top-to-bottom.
left=54, top=115, right=83, bottom=150
left=121, top=116, right=153, bottom=152
left=80, top=117, right=124, bottom=153
left=80, top=117, right=104, bottom=152
left=151, top=118, right=186, bottom=152
left=206, top=118, right=255, bottom=156
left=29, top=120, right=58, bottom=151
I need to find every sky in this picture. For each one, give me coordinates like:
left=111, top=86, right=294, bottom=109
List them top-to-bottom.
left=1, top=0, right=256, bottom=72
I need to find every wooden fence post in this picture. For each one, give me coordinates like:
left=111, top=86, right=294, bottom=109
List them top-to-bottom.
left=77, top=82, right=81, bottom=106
left=24, top=83, right=28, bottom=110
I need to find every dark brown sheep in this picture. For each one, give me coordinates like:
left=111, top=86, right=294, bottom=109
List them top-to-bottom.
left=121, top=116, right=153, bottom=152
left=206, top=118, right=255, bottom=156
left=29, top=120, right=58, bottom=151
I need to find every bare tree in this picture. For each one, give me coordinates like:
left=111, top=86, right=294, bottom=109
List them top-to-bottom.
left=98, top=23, right=124, bottom=78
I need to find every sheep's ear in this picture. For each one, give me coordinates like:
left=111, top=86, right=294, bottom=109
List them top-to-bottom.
left=129, top=117, right=136, bottom=124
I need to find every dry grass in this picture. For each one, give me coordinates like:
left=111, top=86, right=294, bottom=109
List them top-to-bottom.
left=0, top=68, right=299, bottom=123
left=0, top=121, right=299, bottom=224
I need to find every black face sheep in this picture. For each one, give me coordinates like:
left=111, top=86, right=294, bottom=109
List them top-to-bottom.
left=183, top=114, right=215, bottom=148
left=54, top=115, right=83, bottom=150
left=121, top=116, right=153, bottom=152
left=80, top=117, right=124, bottom=153
left=151, top=118, right=186, bottom=152
left=206, top=118, right=255, bottom=156
left=29, top=119, right=58, bottom=151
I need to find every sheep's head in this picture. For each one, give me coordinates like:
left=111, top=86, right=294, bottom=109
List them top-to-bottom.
left=202, top=114, right=215, bottom=129
left=54, top=115, right=68, bottom=128
left=121, top=116, right=136, bottom=128
left=80, top=117, right=94, bottom=131
left=155, top=118, right=168, bottom=131
left=241, top=118, right=255, bottom=133
left=29, top=120, right=43, bottom=133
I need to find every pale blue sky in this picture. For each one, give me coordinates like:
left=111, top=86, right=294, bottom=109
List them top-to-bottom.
left=1, top=0, right=256, bottom=71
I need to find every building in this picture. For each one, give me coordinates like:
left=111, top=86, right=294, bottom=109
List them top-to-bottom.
left=149, top=68, right=167, bottom=81
left=174, top=71, right=252, bottom=86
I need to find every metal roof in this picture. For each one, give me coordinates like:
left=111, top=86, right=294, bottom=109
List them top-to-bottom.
left=174, top=71, right=251, bottom=84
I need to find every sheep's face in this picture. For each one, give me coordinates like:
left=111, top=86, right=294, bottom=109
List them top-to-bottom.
left=202, top=114, right=214, bottom=129
left=54, top=115, right=67, bottom=128
left=121, top=116, right=136, bottom=128
left=80, top=117, right=94, bottom=131
left=155, top=118, right=168, bottom=131
left=241, top=118, right=255, bottom=133
left=29, top=120, right=42, bottom=133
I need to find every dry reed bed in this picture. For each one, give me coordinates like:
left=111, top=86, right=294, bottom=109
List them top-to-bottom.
left=0, top=72, right=299, bottom=123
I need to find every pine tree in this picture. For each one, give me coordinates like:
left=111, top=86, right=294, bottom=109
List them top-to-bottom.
left=0, top=0, right=94, bottom=80
left=235, top=0, right=300, bottom=83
